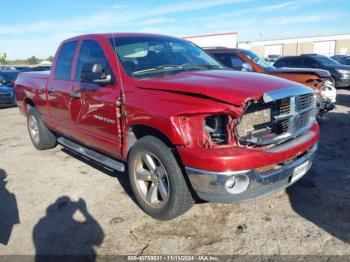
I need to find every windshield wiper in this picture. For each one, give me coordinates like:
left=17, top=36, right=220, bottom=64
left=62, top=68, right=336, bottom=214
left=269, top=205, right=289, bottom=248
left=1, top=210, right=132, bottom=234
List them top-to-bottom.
left=132, top=64, right=223, bottom=76
left=181, top=64, right=223, bottom=70
left=132, top=65, right=183, bottom=76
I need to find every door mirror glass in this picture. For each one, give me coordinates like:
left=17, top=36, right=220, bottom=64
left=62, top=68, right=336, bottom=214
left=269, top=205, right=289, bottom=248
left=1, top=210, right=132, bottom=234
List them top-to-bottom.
left=241, top=62, right=253, bottom=72
left=80, top=63, right=113, bottom=86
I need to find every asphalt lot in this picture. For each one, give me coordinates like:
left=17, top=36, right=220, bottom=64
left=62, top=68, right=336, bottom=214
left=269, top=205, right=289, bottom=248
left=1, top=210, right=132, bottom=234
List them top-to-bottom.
left=0, top=89, right=350, bottom=256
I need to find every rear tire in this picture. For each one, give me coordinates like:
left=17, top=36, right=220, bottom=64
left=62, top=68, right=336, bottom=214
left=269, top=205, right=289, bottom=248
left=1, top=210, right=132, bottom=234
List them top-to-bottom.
left=27, top=107, right=57, bottom=150
left=128, top=136, right=194, bottom=220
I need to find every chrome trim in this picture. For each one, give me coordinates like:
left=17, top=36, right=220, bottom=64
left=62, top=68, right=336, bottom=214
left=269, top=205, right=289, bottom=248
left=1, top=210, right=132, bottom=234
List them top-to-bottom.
left=263, top=86, right=313, bottom=103
left=244, top=88, right=316, bottom=146
left=265, top=130, right=315, bottom=153
left=185, top=143, right=318, bottom=203
left=185, top=167, right=251, bottom=176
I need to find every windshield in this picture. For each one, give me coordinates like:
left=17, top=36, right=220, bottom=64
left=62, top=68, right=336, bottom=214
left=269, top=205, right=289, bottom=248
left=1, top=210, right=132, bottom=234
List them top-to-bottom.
left=109, top=36, right=223, bottom=78
left=241, top=50, right=275, bottom=71
left=313, top=56, right=340, bottom=66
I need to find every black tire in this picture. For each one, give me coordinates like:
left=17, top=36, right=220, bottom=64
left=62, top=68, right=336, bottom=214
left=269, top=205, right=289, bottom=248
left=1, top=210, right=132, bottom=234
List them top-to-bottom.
left=27, top=106, right=57, bottom=150
left=128, top=136, right=194, bottom=220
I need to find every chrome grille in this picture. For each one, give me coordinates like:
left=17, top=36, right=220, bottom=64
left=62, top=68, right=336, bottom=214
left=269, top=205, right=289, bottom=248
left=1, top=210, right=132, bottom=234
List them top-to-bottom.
left=237, top=87, right=316, bottom=146
left=299, top=94, right=313, bottom=110
left=278, top=98, right=291, bottom=115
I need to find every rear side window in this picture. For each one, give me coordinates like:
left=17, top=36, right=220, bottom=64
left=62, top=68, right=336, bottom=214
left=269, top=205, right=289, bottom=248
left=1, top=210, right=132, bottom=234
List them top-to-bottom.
left=75, top=40, right=112, bottom=82
left=55, top=41, right=78, bottom=80
left=274, top=58, right=288, bottom=67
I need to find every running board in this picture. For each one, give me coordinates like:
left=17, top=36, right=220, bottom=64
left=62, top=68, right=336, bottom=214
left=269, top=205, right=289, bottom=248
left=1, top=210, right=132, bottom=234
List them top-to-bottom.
left=57, top=137, right=125, bottom=172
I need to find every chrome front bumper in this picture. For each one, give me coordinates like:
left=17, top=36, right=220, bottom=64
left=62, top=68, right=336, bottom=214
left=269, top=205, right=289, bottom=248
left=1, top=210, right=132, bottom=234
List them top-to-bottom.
left=185, top=143, right=318, bottom=203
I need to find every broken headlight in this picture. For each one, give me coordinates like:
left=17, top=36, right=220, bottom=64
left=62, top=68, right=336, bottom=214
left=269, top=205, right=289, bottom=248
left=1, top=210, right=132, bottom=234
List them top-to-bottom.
left=236, top=102, right=272, bottom=140
left=205, top=114, right=229, bottom=145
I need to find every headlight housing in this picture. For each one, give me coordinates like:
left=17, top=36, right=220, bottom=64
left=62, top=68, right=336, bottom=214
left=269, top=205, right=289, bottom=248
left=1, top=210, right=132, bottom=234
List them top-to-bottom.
left=336, top=69, right=350, bottom=75
left=323, top=79, right=335, bottom=88
left=176, top=113, right=236, bottom=148
left=205, top=114, right=229, bottom=145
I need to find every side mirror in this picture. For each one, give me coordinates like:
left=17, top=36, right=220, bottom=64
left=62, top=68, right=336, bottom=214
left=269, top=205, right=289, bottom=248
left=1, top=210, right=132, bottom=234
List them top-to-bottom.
left=81, top=63, right=113, bottom=86
left=241, top=63, right=253, bottom=72
left=93, top=74, right=113, bottom=85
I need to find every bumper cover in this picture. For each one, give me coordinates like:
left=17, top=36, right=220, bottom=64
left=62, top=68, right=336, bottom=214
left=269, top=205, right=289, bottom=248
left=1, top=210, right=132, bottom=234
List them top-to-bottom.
left=185, top=143, right=317, bottom=203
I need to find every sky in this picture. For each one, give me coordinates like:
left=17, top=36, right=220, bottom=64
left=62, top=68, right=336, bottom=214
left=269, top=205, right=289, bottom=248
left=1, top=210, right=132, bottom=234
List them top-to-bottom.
left=0, top=0, right=349, bottom=60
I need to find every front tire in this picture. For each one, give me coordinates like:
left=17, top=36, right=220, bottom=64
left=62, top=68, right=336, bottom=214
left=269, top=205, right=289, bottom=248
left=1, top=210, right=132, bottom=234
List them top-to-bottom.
left=27, top=107, right=57, bottom=150
left=128, top=136, right=194, bottom=220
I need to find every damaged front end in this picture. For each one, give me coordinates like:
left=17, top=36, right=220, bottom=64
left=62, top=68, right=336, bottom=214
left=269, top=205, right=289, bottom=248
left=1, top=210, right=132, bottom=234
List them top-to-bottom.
left=307, top=78, right=336, bottom=115
left=176, top=86, right=319, bottom=203
left=236, top=86, right=317, bottom=147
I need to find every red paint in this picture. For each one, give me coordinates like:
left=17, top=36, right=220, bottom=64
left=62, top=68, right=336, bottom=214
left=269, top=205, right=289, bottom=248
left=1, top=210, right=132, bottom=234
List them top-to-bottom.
left=15, top=33, right=319, bottom=172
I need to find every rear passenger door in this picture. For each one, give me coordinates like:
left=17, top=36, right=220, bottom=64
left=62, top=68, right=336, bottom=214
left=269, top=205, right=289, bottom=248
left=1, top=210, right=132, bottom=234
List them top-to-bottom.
left=70, top=39, right=121, bottom=157
left=47, top=41, right=78, bottom=134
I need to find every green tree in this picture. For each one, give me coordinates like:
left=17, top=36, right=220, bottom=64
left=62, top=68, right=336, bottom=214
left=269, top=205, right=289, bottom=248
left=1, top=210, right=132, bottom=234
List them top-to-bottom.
left=27, top=56, right=39, bottom=65
left=47, top=56, right=54, bottom=62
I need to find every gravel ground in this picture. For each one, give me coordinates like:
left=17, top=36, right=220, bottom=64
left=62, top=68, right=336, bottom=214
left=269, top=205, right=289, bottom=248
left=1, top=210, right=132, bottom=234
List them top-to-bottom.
left=0, top=89, right=349, bottom=256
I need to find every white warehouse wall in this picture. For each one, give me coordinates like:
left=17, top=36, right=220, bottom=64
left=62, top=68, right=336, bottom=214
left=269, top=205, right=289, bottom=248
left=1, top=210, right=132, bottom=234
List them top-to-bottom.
left=183, top=32, right=237, bottom=48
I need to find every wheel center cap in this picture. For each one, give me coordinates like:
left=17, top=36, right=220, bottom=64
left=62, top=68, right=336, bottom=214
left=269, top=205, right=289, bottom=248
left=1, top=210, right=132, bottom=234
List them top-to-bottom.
left=151, top=174, right=158, bottom=183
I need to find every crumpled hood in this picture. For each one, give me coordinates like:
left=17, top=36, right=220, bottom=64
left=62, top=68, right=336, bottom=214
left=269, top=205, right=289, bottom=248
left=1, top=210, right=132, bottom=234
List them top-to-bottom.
left=269, top=67, right=331, bottom=78
left=135, top=70, right=308, bottom=106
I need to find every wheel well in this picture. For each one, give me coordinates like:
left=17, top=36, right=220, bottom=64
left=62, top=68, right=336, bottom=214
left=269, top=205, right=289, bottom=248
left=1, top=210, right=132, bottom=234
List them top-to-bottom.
left=24, top=98, right=35, bottom=114
left=127, top=125, right=173, bottom=153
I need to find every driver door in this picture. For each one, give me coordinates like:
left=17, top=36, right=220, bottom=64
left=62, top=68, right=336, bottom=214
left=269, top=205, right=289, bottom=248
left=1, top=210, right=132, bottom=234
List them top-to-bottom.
left=70, top=39, right=121, bottom=157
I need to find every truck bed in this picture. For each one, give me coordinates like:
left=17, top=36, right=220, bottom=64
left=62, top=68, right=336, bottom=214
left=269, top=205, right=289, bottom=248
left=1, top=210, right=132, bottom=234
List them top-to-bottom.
left=15, top=71, right=50, bottom=116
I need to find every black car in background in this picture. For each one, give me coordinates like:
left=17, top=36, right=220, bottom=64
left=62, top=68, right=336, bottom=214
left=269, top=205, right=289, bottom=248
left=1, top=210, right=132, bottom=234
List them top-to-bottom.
left=274, top=54, right=350, bottom=88
left=331, top=55, right=350, bottom=65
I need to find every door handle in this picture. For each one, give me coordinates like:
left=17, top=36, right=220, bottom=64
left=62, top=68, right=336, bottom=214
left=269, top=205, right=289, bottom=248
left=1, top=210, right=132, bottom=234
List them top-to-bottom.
left=70, top=92, right=81, bottom=98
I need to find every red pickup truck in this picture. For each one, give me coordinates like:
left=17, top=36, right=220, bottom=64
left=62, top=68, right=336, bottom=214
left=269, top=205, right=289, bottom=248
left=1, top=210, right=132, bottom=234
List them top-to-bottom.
left=15, top=33, right=319, bottom=220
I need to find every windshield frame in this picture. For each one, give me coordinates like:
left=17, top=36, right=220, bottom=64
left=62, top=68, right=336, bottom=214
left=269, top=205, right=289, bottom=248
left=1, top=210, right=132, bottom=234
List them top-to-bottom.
left=109, top=35, right=224, bottom=78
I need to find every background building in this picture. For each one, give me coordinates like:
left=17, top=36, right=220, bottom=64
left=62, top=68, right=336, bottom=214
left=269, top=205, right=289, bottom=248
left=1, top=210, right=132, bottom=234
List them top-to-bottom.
left=183, top=32, right=237, bottom=48
left=239, top=33, right=350, bottom=57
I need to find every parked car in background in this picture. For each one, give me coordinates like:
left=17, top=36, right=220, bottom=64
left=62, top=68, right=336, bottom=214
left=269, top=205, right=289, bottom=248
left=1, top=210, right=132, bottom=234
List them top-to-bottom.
left=15, top=33, right=319, bottom=220
left=205, top=48, right=336, bottom=114
left=265, top=54, right=281, bottom=65
left=274, top=54, right=350, bottom=88
left=331, top=55, right=350, bottom=65
left=14, top=66, right=30, bottom=72
left=22, top=66, right=51, bottom=72
left=0, top=69, right=19, bottom=88
left=0, top=82, right=16, bottom=107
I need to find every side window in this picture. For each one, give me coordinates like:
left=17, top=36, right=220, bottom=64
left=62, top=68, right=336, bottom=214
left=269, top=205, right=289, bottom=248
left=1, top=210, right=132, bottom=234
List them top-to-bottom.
left=75, top=40, right=113, bottom=83
left=55, top=41, right=78, bottom=80
left=213, top=53, right=232, bottom=67
left=230, top=54, right=245, bottom=69
left=288, top=57, right=301, bottom=67
left=302, top=57, right=317, bottom=67
left=275, top=58, right=290, bottom=67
